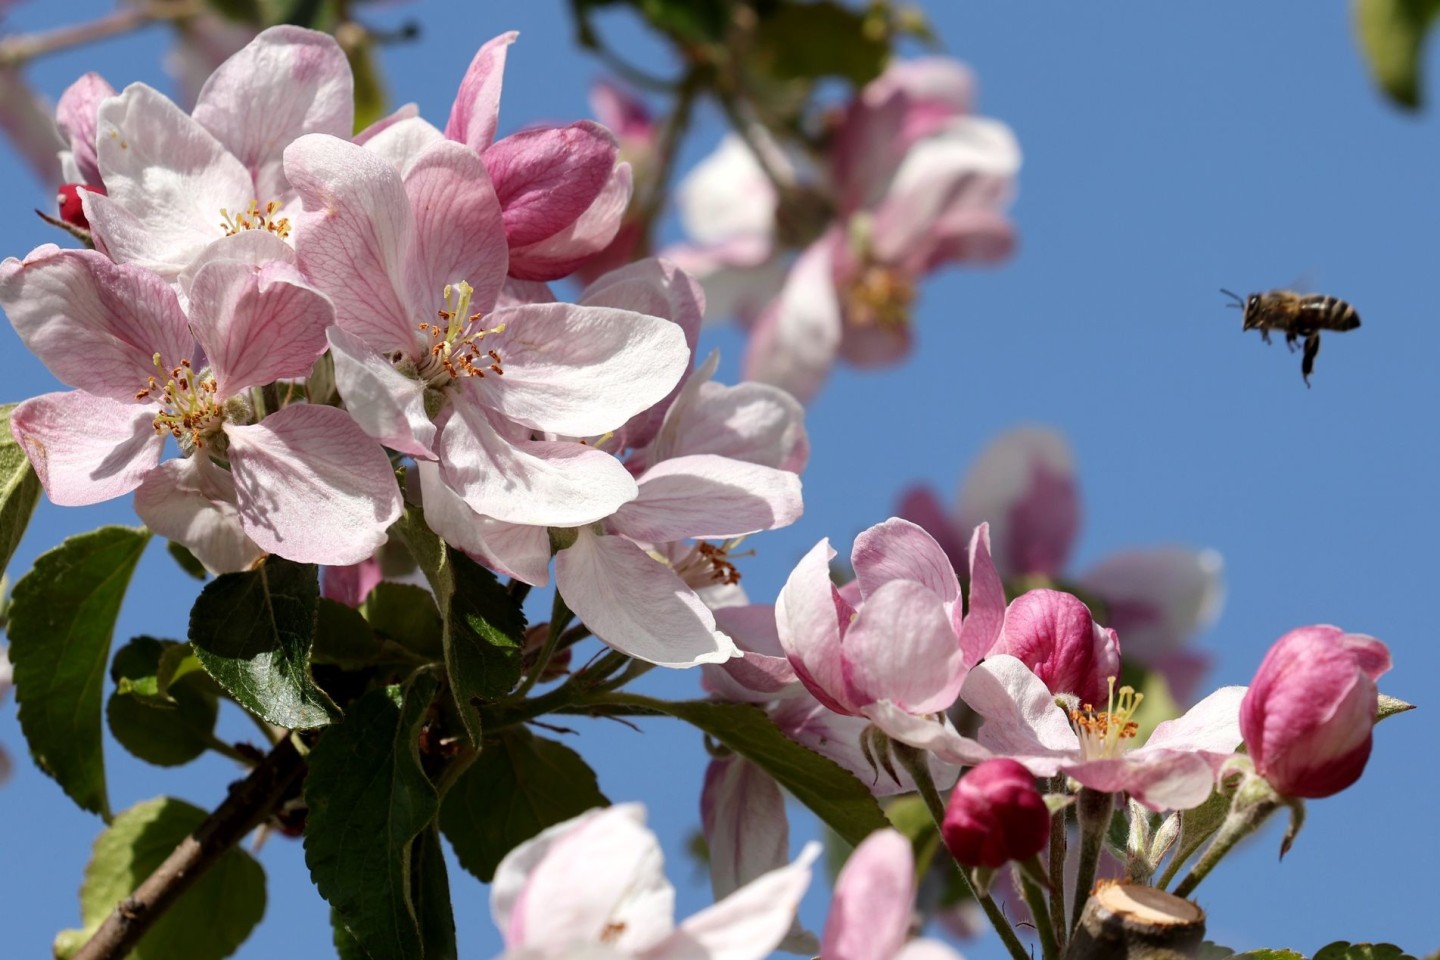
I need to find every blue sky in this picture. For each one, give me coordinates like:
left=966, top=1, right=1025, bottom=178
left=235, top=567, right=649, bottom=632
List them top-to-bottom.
left=1, top=2, right=1436, bottom=957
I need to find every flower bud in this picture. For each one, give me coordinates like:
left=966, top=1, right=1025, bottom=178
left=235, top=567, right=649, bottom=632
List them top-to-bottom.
left=56, top=182, right=103, bottom=230
left=988, top=588, right=1120, bottom=704
left=1240, top=625, right=1392, bottom=799
left=941, top=758, right=1050, bottom=868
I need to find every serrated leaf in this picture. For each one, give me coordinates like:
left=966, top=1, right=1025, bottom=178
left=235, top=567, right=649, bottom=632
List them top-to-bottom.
left=1354, top=0, right=1440, bottom=108
left=753, top=1, right=889, bottom=86
left=0, top=402, right=42, bottom=579
left=391, top=508, right=525, bottom=744
left=8, top=525, right=150, bottom=818
left=166, top=540, right=209, bottom=580
left=189, top=556, right=339, bottom=729
left=366, top=583, right=442, bottom=659
left=107, top=637, right=218, bottom=767
left=304, top=673, right=441, bottom=960
left=1376, top=692, right=1416, bottom=722
left=601, top=695, right=887, bottom=846
left=441, top=728, right=608, bottom=882
left=54, top=796, right=265, bottom=960
left=411, top=823, right=458, bottom=960
left=1314, top=944, right=1417, bottom=960
left=1232, top=952, right=1307, bottom=960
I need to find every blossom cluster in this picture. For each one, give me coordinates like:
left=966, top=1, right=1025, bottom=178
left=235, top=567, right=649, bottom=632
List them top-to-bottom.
left=0, top=26, right=807, bottom=668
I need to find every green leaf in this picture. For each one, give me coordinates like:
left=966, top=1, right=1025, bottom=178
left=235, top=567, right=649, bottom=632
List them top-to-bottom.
left=1355, top=0, right=1440, bottom=108
left=753, top=1, right=889, bottom=86
left=347, top=37, right=390, bottom=133
left=0, top=402, right=42, bottom=579
left=391, top=509, right=526, bottom=744
left=8, top=526, right=150, bottom=818
left=166, top=540, right=209, bottom=580
left=189, top=556, right=340, bottom=729
left=366, top=583, right=442, bottom=659
left=312, top=598, right=381, bottom=668
left=108, top=637, right=219, bottom=767
left=304, top=673, right=442, bottom=960
left=1376, top=692, right=1416, bottom=722
left=601, top=696, right=888, bottom=846
left=441, top=728, right=608, bottom=882
left=1170, top=785, right=1231, bottom=880
left=54, top=796, right=266, bottom=960
left=410, top=824, right=458, bottom=960
left=332, top=907, right=368, bottom=960
left=1313, top=944, right=1417, bottom=960
left=1231, top=952, right=1306, bottom=960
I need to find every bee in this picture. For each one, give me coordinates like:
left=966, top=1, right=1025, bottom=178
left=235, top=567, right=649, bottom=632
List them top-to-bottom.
left=1221, top=288, right=1361, bottom=386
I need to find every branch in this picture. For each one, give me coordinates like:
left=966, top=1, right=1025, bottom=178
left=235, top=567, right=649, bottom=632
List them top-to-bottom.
left=0, top=1, right=202, bottom=70
left=72, top=734, right=307, bottom=960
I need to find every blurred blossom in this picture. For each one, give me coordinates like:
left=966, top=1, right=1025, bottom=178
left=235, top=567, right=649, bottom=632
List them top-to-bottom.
left=0, top=67, right=63, bottom=185
left=900, top=425, right=1223, bottom=702
left=1240, top=625, right=1391, bottom=799
left=489, top=803, right=818, bottom=960
left=821, top=829, right=965, bottom=960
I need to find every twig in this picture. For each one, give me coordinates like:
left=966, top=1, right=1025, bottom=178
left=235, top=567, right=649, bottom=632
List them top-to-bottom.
left=0, top=1, right=203, bottom=70
left=72, top=734, right=306, bottom=960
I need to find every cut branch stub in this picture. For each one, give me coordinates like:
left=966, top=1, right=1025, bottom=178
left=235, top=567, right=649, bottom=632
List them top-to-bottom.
left=1064, top=881, right=1206, bottom=960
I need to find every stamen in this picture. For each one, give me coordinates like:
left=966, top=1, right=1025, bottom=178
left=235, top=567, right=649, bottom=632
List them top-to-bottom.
left=219, top=199, right=292, bottom=239
left=845, top=262, right=916, bottom=330
left=415, top=281, right=507, bottom=386
left=141, top=353, right=223, bottom=451
left=1068, top=677, right=1144, bottom=761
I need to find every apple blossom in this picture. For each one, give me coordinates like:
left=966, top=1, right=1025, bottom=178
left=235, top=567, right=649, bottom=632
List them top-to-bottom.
left=0, top=242, right=401, bottom=569
left=899, top=424, right=1223, bottom=701
left=985, top=589, right=1121, bottom=705
left=1239, top=625, right=1392, bottom=799
left=960, top=654, right=1246, bottom=810
left=941, top=758, right=1050, bottom=869
left=489, top=803, right=818, bottom=960
left=821, top=828, right=965, bottom=960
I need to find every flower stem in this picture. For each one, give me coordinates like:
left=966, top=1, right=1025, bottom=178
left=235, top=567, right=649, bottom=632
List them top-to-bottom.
left=0, top=1, right=202, bottom=69
left=513, top=591, right=573, bottom=698
left=892, top=744, right=1030, bottom=960
left=1047, top=776, right=1069, bottom=951
left=1069, top=787, right=1112, bottom=932
left=1173, top=797, right=1279, bottom=898
left=1018, top=868, right=1061, bottom=960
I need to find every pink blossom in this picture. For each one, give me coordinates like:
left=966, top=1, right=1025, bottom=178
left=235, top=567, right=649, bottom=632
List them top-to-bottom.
left=81, top=26, right=356, bottom=277
left=445, top=33, right=632, bottom=281
left=572, top=81, right=658, bottom=285
left=284, top=134, right=689, bottom=529
left=0, top=243, right=401, bottom=569
left=899, top=425, right=1223, bottom=701
left=986, top=589, right=1121, bottom=705
left=1240, top=625, right=1392, bottom=799
left=960, top=654, right=1246, bottom=811
left=941, top=758, right=1049, bottom=869
left=490, top=803, right=818, bottom=960
left=821, top=828, right=965, bottom=960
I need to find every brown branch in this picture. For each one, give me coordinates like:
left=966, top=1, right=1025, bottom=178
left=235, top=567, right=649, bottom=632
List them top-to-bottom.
left=0, top=1, right=203, bottom=70
left=72, top=734, right=307, bottom=960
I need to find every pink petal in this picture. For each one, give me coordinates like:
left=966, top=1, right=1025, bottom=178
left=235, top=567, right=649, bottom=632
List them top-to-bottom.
left=192, top=25, right=353, bottom=201
left=444, top=32, right=517, bottom=153
left=57, top=72, right=116, bottom=186
left=589, top=79, right=654, bottom=142
left=91, top=83, right=255, bottom=276
left=353, top=102, right=420, bottom=145
left=360, top=115, right=445, bottom=172
left=486, top=121, right=617, bottom=247
left=285, top=133, right=418, bottom=353
left=676, top=134, right=778, bottom=248
left=402, top=139, right=509, bottom=316
left=507, top=162, right=633, bottom=281
left=742, top=234, right=842, bottom=404
left=0, top=247, right=193, bottom=402
left=187, top=258, right=332, bottom=396
left=473, top=302, right=689, bottom=437
left=326, top=326, right=436, bottom=459
left=648, top=376, right=808, bottom=474
left=10, top=391, right=162, bottom=506
left=437, top=402, right=638, bottom=526
left=225, top=404, right=402, bottom=565
left=956, top=425, right=1078, bottom=579
left=133, top=455, right=264, bottom=573
left=613, top=455, right=802, bottom=542
left=416, top=461, right=551, bottom=586
left=894, top=485, right=965, bottom=569
left=851, top=517, right=959, bottom=606
left=960, top=522, right=1006, bottom=665
left=555, top=529, right=738, bottom=667
left=775, top=539, right=857, bottom=715
left=1078, top=547, right=1224, bottom=662
left=322, top=559, right=383, bottom=607
left=843, top=580, right=962, bottom=713
left=989, top=589, right=1119, bottom=704
left=702, top=605, right=800, bottom=703
left=960, top=655, right=1079, bottom=775
left=1141, top=685, right=1246, bottom=757
left=770, top=696, right=960, bottom=796
left=860, top=701, right=992, bottom=767
left=1064, top=752, right=1220, bottom=811
left=701, top=757, right=790, bottom=900
left=821, top=829, right=913, bottom=960
left=652, top=841, right=818, bottom=960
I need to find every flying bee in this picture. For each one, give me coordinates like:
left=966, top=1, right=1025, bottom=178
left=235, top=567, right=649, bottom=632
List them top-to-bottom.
left=1221, top=288, right=1361, bottom=387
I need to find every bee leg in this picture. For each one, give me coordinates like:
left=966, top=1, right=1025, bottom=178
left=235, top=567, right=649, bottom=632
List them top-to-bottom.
left=1260, top=329, right=1272, bottom=345
left=1284, top=331, right=1298, bottom=353
left=1301, top=333, right=1321, bottom=388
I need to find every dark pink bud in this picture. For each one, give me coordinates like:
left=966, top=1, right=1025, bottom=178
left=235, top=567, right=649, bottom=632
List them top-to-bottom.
left=56, top=182, right=103, bottom=230
left=989, top=589, right=1120, bottom=704
left=1240, top=625, right=1392, bottom=799
left=941, top=758, right=1049, bottom=868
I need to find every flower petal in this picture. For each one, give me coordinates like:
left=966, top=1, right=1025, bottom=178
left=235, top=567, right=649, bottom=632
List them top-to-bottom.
left=192, top=25, right=353, bottom=201
left=444, top=32, right=517, bottom=153
left=57, top=72, right=116, bottom=186
left=361, top=115, right=444, bottom=173
left=486, top=121, right=618, bottom=248
left=677, top=134, right=778, bottom=247
left=402, top=139, right=509, bottom=315
left=508, top=162, right=633, bottom=282
left=742, top=235, right=841, bottom=404
left=326, top=325, right=435, bottom=459
left=649, top=376, right=808, bottom=473
left=10, top=391, right=162, bottom=506
left=225, top=404, right=402, bottom=564
left=956, top=425, right=1078, bottom=579
left=613, top=454, right=803, bottom=541
left=133, top=455, right=264, bottom=573
left=416, top=461, right=551, bottom=585
left=894, top=485, right=965, bottom=569
left=851, top=517, right=959, bottom=606
left=961, top=522, right=1006, bottom=665
left=555, top=529, right=738, bottom=667
left=775, top=539, right=858, bottom=715
left=1078, top=547, right=1224, bottom=662
left=843, top=580, right=962, bottom=713
left=702, top=605, right=799, bottom=703
left=960, top=655, right=1079, bottom=775
left=1141, top=684, right=1246, bottom=757
left=860, top=701, right=992, bottom=767
left=1064, top=751, right=1220, bottom=811
left=821, top=829, right=913, bottom=960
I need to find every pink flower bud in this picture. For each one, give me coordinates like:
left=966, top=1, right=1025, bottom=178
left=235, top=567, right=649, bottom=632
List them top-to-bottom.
left=56, top=182, right=103, bottom=230
left=988, top=589, right=1121, bottom=704
left=1240, top=625, right=1392, bottom=799
left=941, top=758, right=1050, bottom=868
